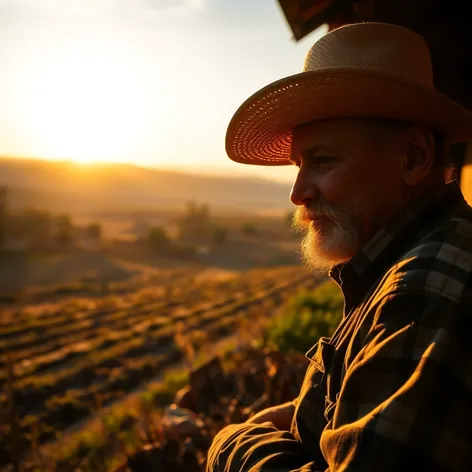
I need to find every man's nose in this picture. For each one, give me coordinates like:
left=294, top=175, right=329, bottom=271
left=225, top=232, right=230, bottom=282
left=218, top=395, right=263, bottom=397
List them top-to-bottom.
left=290, top=171, right=318, bottom=206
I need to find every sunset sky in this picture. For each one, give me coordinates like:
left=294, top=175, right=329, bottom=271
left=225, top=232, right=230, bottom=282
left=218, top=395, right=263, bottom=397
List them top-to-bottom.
left=0, top=0, right=327, bottom=182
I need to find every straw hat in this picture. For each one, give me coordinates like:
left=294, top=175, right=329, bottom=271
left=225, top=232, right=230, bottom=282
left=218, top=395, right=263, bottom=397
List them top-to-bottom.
left=226, top=22, right=472, bottom=166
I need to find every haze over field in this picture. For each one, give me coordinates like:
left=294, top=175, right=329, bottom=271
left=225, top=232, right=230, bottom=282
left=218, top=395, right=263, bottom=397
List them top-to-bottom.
left=0, top=158, right=294, bottom=213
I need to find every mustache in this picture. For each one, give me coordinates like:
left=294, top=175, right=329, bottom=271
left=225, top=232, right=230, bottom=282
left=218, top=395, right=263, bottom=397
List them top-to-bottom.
left=291, top=202, right=347, bottom=231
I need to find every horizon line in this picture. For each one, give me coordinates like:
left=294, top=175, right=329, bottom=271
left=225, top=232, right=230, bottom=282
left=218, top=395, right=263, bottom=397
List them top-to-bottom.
left=0, top=155, right=295, bottom=184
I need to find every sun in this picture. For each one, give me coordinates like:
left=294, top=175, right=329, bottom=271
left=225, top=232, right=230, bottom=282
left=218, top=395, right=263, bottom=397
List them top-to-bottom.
left=20, top=43, right=153, bottom=164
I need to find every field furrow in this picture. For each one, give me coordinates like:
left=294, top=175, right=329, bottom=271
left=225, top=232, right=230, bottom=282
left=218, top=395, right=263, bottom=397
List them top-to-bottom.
left=0, top=265, right=319, bottom=467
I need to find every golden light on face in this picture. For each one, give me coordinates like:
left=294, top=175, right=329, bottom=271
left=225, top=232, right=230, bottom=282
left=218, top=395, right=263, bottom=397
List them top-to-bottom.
left=19, top=44, right=153, bottom=165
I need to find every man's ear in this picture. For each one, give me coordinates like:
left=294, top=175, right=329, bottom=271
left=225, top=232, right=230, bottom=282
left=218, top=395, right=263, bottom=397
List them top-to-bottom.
left=401, top=125, right=435, bottom=186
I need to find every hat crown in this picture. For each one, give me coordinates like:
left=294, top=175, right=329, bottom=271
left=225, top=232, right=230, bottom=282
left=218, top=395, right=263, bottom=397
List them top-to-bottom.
left=304, top=22, right=434, bottom=89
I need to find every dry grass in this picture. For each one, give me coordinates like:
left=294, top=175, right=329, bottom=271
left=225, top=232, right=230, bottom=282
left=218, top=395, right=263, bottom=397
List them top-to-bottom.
left=0, top=265, right=321, bottom=471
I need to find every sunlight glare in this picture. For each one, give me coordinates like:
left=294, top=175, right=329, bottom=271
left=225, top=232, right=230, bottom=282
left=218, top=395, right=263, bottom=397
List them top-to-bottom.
left=21, top=44, right=154, bottom=164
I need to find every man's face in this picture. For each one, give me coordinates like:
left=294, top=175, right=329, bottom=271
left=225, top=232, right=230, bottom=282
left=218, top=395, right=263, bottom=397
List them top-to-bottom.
left=290, top=118, right=410, bottom=271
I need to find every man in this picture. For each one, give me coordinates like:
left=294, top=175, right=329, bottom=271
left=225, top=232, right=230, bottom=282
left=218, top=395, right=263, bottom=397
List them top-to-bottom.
left=206, top=23, right=472, bottom=471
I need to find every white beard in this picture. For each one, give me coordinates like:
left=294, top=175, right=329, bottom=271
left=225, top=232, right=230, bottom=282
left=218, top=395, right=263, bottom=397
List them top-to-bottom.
left=293, top=203, right=360, bottom=272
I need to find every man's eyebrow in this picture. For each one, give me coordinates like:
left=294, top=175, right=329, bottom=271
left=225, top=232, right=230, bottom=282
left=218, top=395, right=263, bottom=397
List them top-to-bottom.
left=290, top=145, right=338, bottom=164
left=302, top=145, right=338, bottom=158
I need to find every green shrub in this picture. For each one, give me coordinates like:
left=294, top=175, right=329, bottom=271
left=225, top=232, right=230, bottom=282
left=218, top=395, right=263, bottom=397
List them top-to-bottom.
left=241, top=222, right=256, bottom=236
left=147, top=226, right=171, bottom=251
left=212, top=226, right=229, bottom=245
left=261, top=280, right=343, bottom=354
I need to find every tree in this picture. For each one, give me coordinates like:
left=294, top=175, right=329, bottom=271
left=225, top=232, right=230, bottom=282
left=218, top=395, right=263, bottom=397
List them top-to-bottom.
left=0, top=187, right=9, bottom=250
left=177, top=201, right=212, bottom=242
left=21, top=209, right=53, bottom=249
left=55, top=214, right=74, bottom=246
left=85, top=222, right=102, bottom=240
left=241, top=222, right=256, bottom=237
left=147, top=226, right=171, bottom=252
left=212, top=227, right=228, bottom=246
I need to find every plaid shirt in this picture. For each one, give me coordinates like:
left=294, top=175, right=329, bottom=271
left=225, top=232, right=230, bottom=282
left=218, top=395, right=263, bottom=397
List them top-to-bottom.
left=207, top=181, right=472, bottom=472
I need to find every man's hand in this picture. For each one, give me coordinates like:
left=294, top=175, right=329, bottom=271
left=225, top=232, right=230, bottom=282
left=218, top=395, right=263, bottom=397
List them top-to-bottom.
left=245, top=400, right=295, bottom=431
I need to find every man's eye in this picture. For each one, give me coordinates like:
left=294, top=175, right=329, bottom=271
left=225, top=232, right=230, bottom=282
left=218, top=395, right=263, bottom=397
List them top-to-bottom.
left=293, top=156, right=339, bottom=169
left=310, top=156, right=338, bottom=170
left=314, top=156, right=336, bottom=165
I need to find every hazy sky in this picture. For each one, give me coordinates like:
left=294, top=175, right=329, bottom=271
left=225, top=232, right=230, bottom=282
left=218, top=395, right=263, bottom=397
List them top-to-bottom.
left=0, top=0, right=327, bottom=182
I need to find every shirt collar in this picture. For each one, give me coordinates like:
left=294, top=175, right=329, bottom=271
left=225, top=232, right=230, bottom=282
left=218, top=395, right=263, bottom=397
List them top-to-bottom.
left=329, top=181, right=465, bottom=311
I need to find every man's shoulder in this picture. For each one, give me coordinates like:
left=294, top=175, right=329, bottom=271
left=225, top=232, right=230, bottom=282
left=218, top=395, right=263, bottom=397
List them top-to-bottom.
left=383, top=207, right=472, bottom=303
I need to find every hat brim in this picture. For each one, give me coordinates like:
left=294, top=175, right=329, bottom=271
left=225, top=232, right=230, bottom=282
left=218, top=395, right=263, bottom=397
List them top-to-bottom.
left=226, top=68, right=472, bottom=166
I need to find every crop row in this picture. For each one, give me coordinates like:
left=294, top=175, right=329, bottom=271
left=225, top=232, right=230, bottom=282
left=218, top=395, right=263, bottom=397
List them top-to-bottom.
left=1, top=267, right=300, bottom=376
left=1, top=268, right=317, bottom=466
left=3, top=269, right=312, bottom=414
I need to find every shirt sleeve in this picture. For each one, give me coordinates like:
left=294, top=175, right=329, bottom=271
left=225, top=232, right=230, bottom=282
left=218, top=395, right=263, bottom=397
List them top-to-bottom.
left=320, top=290, right=472, bottom=472
left=206, top=421, right=319, bottom=472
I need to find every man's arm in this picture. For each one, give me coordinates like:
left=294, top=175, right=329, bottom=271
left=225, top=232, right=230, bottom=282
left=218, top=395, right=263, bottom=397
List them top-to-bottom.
left=207, top=290, right=472, bottom=472
left=320, top=291, right=472, bottom=472
left=206, top=397, right=320, bottom=472
left=246, top=400, right=296, bottom=430
left=206, top=421, right=318, bottom=472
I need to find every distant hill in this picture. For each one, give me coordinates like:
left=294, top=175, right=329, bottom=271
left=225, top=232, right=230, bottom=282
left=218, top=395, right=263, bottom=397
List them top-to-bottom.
left=0, top=158, right=294, bottom=214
